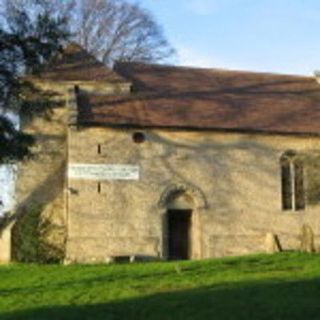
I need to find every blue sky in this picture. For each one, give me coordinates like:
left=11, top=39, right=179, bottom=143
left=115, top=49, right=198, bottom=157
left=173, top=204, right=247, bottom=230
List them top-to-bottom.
left=140, top=0, right=320, bottom=75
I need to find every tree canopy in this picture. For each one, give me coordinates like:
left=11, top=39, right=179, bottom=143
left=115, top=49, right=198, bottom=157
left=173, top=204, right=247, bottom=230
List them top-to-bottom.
left=0, top=0, right=174, bottom=163
left=2, top=0, right=175, bottom=66
left=0, top=2, right=70, bottom=163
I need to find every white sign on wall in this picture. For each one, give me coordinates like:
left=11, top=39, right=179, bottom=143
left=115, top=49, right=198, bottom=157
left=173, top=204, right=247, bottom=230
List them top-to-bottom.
left=68, top=164, right=139, bottom=181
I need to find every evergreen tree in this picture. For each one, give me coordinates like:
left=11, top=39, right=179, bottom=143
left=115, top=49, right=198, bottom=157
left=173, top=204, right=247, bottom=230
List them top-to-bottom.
left=0, top=5, right=70, bottom=163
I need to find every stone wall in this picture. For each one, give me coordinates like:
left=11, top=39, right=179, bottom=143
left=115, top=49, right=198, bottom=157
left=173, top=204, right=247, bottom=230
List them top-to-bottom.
left=8, top=79, right=320, bottom=264
left=9, top=80, right=131, bottom=263
left=13, top=88, right=69, bottom=262
left=66, top=127, right=320, bottom=262
left=0, top=222, right=13, bottom=263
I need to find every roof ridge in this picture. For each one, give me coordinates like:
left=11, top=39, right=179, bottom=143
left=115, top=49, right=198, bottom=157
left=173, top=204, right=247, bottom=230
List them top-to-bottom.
left=35, top=42, right=127, bottom=83
left=114, top=61, right=315, bottom=80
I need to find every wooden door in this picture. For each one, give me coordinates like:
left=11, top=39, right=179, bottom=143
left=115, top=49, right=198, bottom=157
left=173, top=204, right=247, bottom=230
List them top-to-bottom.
left=168, top=209, right=192, bottom=260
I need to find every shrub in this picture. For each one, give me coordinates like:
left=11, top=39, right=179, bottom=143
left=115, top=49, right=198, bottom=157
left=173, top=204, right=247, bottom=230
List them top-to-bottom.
left=12, top=205, right=65, bottom=263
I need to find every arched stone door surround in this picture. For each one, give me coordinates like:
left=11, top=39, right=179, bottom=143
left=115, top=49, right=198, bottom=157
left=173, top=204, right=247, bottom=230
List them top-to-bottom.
left=158, top=184, right=207, bottom=260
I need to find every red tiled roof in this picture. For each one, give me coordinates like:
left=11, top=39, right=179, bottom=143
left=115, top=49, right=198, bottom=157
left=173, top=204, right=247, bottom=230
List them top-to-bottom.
left=35, top=43, right=126, bottom=83
left=77, top=62, right=320, bottom=134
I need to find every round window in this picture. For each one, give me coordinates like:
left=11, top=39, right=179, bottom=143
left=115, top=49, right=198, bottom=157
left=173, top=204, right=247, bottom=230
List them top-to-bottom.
left=132, top=132, right=146, bottom=144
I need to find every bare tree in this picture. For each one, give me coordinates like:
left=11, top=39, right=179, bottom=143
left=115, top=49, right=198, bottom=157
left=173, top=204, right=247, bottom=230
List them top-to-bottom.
left=2, top=0, right=175, bottom=66
left=74, top=0, right=175, bottom=65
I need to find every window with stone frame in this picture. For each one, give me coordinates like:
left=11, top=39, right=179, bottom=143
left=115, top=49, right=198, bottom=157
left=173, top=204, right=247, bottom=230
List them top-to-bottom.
left=280, top=151, right=305, bottom=211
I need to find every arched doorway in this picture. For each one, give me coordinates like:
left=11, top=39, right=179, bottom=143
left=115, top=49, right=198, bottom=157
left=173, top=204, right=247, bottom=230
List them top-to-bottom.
left=159, top=184, right=207, bottom=260
left=166, top=191, right=193, bottom=260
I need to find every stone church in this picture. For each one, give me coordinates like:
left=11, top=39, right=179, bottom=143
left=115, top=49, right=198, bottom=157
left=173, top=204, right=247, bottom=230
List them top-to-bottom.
left=1, top=43, right=320, bottom=263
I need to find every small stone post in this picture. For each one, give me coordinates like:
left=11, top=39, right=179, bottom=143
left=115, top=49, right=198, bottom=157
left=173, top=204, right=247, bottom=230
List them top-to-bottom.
left=300, top=224, right=315, bottom=253
left=265, top=232, right=281, bottom=254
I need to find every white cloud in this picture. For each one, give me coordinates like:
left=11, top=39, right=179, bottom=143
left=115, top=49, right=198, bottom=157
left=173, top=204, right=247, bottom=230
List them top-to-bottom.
left=184, top=0, right=252, bottom=16
left=186, top=0, right=218, bottom=15
left=176, top=44, right=239, bottom=70
left=176, top=44, right=314, bottom=75
left=0, top=166, right=16, bottom=216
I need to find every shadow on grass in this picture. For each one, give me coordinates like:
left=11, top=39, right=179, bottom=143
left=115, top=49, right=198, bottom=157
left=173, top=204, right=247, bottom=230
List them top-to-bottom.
left=2, top=278, right=320, bottom=320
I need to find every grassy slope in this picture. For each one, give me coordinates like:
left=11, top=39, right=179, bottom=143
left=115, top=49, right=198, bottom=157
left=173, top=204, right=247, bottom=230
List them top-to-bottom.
left=1, top=253, right=320, bottom=319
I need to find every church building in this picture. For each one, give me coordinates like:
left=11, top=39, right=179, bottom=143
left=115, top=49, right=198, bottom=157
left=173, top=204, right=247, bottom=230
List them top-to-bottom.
left=1, top=43, right=320, bottom=263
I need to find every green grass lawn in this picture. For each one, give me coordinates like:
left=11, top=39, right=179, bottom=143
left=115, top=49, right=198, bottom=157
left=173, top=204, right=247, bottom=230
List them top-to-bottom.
left=1, top=253, right=320, bottom=319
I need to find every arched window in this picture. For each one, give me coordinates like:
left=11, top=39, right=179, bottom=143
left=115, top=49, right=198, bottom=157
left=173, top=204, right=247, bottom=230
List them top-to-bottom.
left=280, top=151, right=305, bottom=211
